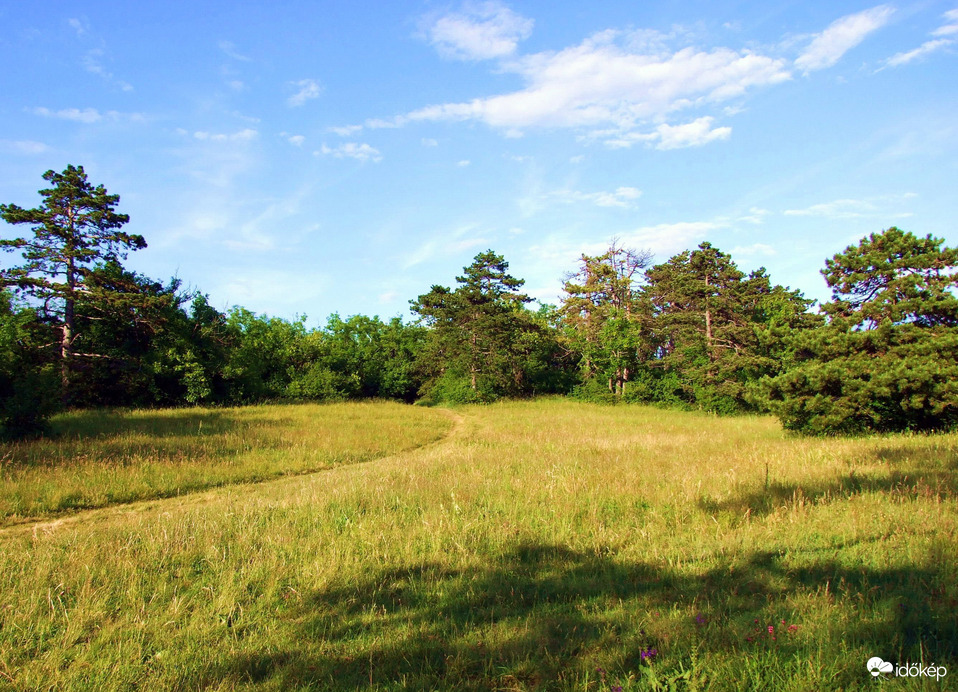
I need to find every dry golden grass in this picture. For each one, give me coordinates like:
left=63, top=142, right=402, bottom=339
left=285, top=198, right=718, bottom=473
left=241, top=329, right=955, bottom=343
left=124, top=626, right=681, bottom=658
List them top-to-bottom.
left=1, top=398, right=955, bottom=690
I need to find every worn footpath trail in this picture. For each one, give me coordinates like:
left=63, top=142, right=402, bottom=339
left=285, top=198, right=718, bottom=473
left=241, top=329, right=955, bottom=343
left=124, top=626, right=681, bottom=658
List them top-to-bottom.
left=0, top=409, right=465, bottom=541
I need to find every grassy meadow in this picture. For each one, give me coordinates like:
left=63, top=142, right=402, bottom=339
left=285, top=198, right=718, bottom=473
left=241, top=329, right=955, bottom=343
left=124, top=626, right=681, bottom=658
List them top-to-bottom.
left=1, top=398, right=956, bottom=690
left=0, top=402, right=451, bottom=522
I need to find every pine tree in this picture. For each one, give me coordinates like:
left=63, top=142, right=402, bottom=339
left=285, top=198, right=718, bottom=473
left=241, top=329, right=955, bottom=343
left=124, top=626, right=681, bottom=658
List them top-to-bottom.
left=1, top=165, right=145, bottom=399
left=764, top=227, right=958, bottom=434
left=644, top=242, right=813, bottom=412
left=411, top=250, right=535, bottom=401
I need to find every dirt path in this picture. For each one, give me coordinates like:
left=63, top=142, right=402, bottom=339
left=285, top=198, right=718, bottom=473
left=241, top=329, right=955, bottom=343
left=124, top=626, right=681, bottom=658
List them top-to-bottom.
left=0, top=409, right=465, bottom=541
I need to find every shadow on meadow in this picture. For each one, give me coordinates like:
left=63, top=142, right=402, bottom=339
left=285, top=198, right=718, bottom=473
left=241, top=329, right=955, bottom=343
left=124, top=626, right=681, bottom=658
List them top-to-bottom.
left=53, top=408, right=292, bottom=440
left=1, top=409, right=296, bottom=470
left=699, top=441, right=958, bottom=519
left=194, top=543, right=957, bottom=690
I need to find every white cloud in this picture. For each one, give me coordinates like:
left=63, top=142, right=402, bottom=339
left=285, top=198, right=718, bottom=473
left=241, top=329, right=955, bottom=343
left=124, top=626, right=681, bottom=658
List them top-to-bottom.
left=426, top=1, right=534, bottom=61
left=795, top=5, right=894, bottom=72
left=934, top=9, right=958, bottom=36
left=883, top=10, right=958, bottom=68
left=67, top=17, right=88, bottom=37
left=385, top=33, right=788, bottom=140
left=884, top=39, right=952, bottom=67
left=219, top=40, right=251, bottom=62
left=81, top=48, right=133, bottom=91
left=288, top=79, right=321, bottom=107
left=29, top=106, right=103, bottom=123
left=603, top=116, right=731, bottom=150
left=655, top=117, right=732, bottom=149
left=328, top=125, right=364, bottom=136
left=193, top=128, right=259, bottom=142
left=286, top=134, right=305, bottom=146
left=421, top=138, right=439, bottom=147
left=0, top=140, right=50, bottom=154
left=317, top=142, right=383, bottom=163
left=457, top=159, right=471, bottom=167
left=551, top=186, right=642, bottom=208
left=782, top=194, right=916, bottom=219
left=784, top=198, right=875, bottom=218
left=738, top=207, right=770, bottom=224
left=615, top=221, right=725, bottom=257
left=403, top=233, right=488, bottom=269
left=730, top=243, right=776, bottom=257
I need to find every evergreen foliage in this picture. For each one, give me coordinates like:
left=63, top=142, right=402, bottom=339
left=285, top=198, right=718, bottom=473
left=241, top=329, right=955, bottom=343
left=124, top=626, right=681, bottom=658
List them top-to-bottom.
left=0, top=165, right=145, bottom=402
left=3, top=167, right=956, bottom=436
left=764, top=227, right=958, bottom=434
left=643, top=242, right=814, bottom=413
left=411, top=250, right=566, bottom=402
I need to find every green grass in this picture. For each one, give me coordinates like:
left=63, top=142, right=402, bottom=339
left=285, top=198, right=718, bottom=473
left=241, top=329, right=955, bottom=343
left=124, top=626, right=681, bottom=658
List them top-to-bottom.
left=1, top=398, right=956, bottom=690
left=0, top=401, right=452, bottom=521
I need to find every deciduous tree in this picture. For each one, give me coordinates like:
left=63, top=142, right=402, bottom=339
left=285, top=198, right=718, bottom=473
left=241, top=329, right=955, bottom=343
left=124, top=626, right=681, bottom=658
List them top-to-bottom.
left=560, top=241, right=652, bottom=398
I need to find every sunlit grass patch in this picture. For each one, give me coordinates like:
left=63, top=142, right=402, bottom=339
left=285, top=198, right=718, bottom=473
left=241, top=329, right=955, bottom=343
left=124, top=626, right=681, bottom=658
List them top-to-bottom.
left=0, top=398, right=956, bottom=690
left=0, top=401, right=451, bottom=521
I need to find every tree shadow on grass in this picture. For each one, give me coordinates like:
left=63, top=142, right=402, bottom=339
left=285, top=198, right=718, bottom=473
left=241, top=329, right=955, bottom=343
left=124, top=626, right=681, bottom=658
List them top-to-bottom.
left=53, top=408, right=291, bottom=440
left=1, top=409, right=296, bottom=471
left=699, top=441, right=958, bottom=519
left=194, top=543, right=957, bottom=690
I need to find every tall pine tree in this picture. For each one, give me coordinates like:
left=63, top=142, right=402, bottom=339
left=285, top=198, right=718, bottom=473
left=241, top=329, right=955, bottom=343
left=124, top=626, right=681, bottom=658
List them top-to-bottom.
left=0, top=165, right=145, bottom=400
left=765, top=227, right=958, bottom=434
left=411, top=250, right=536, bottom=401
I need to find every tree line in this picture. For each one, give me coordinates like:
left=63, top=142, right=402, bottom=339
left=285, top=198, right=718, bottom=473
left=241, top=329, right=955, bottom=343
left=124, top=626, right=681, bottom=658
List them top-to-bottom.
left=2, top=166, right=956, bottom=437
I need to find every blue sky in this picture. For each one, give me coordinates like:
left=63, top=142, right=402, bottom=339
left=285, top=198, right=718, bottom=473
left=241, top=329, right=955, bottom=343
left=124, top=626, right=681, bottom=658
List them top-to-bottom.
left=1, top=1, right=956, bottom=324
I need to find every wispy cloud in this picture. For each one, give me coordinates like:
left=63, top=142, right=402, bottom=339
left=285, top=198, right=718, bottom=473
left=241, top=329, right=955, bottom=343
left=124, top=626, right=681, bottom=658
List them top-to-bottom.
left=426, top=1, right=533, bottom=61
left=795, top=5, right=894, bottom=72
left=882, top=9, right=957, bottom=68
left=932, top=9, right=958, bottom=36
left=67, top=17, right=88, bottom=37
left=367, top=29, right=788, bottom=144
left=885, top=39, right=952, bottom=67
left=218, top=40, right=251, bottom=62
left=82, top=48, right=133, bottom=91
left=288, top=79, right=322, bottom=107
left=27, top=106, right=142, bottom=123
left=603, top=116, right=732, bottom=150
left=328, top=125, right=363, bottom=137
left=192, top=128, right=259, bottom=143
left=0, top=139, right=50, bottom=155
left=317, top=142, right=382, bottom=163
left=549, top=186, right=642, bottom=208
left=784, top=193, right=916, bottom=219
left=738, top=207, right=770, bottom=224
left=615, top=221, right=726, bottom=257
left=403, top=227, right=489, bottom=269
left=730, top=242, right=776, bottom=257
left=215, top=269, right=331, bottom=313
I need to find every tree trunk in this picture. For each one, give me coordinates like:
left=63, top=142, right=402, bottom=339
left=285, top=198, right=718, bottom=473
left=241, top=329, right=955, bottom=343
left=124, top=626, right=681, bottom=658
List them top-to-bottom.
left=61, top=254, right=76, bottom=402
left=704, top=273, right=713, bottom=354
left=470, top=331, right=477, bottom=390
